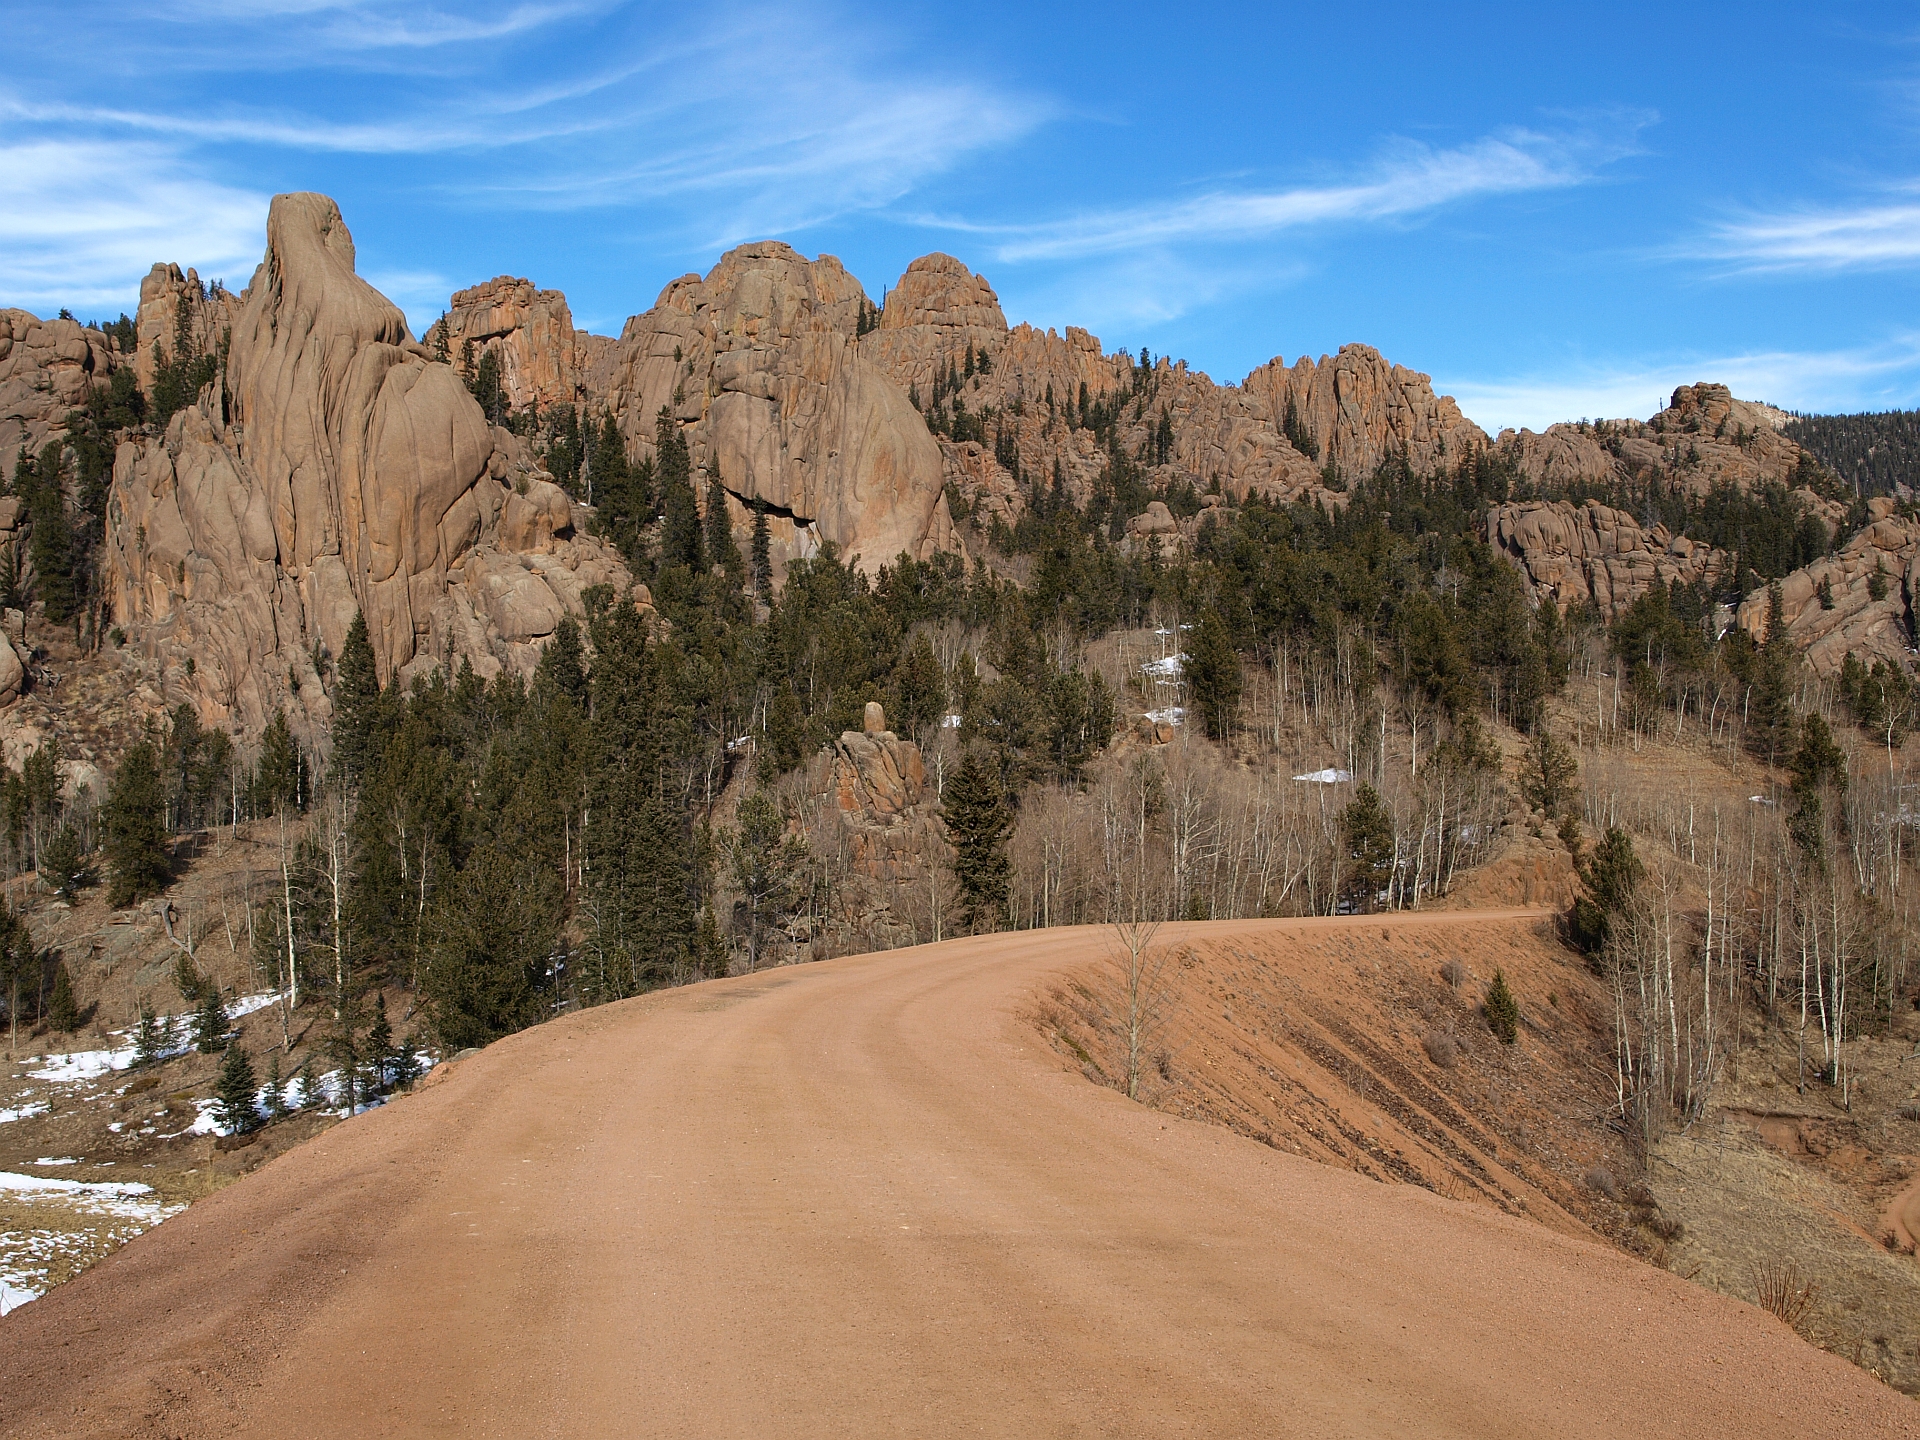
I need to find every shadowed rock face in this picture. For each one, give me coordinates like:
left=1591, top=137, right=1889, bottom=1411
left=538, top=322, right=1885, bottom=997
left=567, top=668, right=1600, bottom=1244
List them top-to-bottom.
left=101, top=193, right=631, bottom=742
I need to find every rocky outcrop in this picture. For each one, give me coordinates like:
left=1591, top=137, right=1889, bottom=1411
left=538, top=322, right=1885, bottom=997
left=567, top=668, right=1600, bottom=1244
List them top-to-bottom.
left=100, top=193, right=633, bottom=742
left=584, top=242, right=955, bottom=576
left=134, top=264, right=239, bottom=392
left=441, top=277, right=606, bottom=411
left=0, top=311, right=123, bottom=460
left=1244, top=344, right=1488, bottom=481
left=1492, top=383, right=1818, bottom=499
left=1486, top=499, right=1728, bottom=613
left=1734, top=501, right=1919, bottom=674
left=826, top=702, right=946, bottom=883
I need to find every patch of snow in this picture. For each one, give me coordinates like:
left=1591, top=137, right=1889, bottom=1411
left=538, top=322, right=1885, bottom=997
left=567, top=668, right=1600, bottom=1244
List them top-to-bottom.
left=1141, top=653, right=1186, bottom=679
left=1145, top=707, right=1185, bottom=726
left=940, top=713, right=963, bottom=728
left=725, top=735, right=752, bottom=752
left=1293, top=768, right=1355, bottom=784
left=225, top=992, right=282, bottom=1021
left=0, top=1100, right=49, bottom=1123
left=30, top=1158, right=78, bottom=1166
left=0, top=1171, right=159, bottom=1200
left=0, top=1172, right=186, bottom=1315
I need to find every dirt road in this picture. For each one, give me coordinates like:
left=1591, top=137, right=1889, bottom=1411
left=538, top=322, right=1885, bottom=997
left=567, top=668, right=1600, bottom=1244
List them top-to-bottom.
left=3, top=913, right=1913, bottom=1437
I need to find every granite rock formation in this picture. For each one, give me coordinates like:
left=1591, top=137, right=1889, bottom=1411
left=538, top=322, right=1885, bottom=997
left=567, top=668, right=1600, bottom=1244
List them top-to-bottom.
left=99, top=193, right=632, bottom=743
left=0, top=311, right=123, bottom=460
left=1485, top=500, right=1729, bottom=613
left=1734, top=501, right=1919, bottom=675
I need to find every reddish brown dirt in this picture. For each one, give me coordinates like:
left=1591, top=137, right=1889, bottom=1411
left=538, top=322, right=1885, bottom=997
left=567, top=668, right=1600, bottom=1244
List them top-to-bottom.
left=2, top=913, right=1914, bottom=1438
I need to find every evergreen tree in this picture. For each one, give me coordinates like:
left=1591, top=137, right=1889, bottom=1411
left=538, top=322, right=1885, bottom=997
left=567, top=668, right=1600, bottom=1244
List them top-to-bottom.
left=657, top=409, right=704, bottom=572
left=25, top=443, right=78, bottom=624
left=704, top=472, right=742, bottom=580
left=750, top=505, right=773, bottom=594
left=580, top=600, right=695, bottom=998
left=1185, top=608, right=1241, bottom=740
left=331, top=611, right=384, bottom=784
left=538, top=616, right=588, bottom=708
left=892, top=634, right=946, bottom=743
left=254, top=710, right=304, bottom=814
left=1519, top=726, right=1578, bottom=820
left=104, top=742, right=170, bottom=907
left=942, top=748, right=1011, bottom=932
left=1339, top=783, right=1395, bottom=913
left=730, top=790, right=804, bottom=970
left=39, top=823, right=87, bottom=899
left=1568, top=826, right=1643, bottom=955
left=424, top=843, right=557, bottom=1048
left=46, top=957, right=77, bottom=1033
left=1484, top=969, right=1519, bottom=1044
left=193, top=988, right=227, bottom=1053
left=366, top=992, right=394, bottom=1091
left=133, top=1003, right=164, bottom=1066
left=215, top=1042, right=259, bottom=1134
left=261, top=1054, right=284, bottom=1119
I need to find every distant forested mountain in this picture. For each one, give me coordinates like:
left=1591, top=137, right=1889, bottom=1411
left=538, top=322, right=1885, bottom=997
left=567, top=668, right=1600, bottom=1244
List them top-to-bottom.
left=1784, top=409, right=1920, bottom=497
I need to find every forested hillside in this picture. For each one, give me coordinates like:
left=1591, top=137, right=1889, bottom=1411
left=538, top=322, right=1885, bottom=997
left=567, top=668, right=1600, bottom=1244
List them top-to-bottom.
left=1785, top=408, right=1920, bottom=497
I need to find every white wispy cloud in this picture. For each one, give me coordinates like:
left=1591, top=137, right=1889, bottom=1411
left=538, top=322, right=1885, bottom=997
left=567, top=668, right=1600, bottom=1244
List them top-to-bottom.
left=153, top=0, right=606, bottom=54
left=925, top=121, right=1648, bottom=263
left=0, top=140, right=267, bottom=315
left=1696, top=192, right=1920, bottom=272
left=1440, top=335, right=1920, bottom=433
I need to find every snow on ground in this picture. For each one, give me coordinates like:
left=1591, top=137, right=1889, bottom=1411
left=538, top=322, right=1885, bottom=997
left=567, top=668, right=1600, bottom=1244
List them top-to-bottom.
left=1141, top=654, right=1187, bottom=679
left=1145, top=707, right=1185, bottom=727
left=1293, top=768, right=1354, bottom=784
left=27, top=994, right=285, bottom=1083
left=0, top=1101, right=49, bottom=1123
left=30, top=1158, right=78, bottom=1166
left=0, top=1172, right=185, bottom=1315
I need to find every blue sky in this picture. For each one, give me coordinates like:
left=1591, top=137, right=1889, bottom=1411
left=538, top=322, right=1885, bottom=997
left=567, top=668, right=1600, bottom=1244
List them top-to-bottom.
left=3, top=1, right=1918, bottom=432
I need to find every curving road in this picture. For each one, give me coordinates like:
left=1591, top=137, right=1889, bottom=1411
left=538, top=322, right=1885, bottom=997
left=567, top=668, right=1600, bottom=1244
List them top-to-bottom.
left=3, top=914, right=1914, bottom=1438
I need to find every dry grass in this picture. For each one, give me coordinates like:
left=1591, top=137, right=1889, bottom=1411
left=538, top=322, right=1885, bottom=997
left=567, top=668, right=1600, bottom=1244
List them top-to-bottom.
left=1753, top=1260, right=1820, bottom=1329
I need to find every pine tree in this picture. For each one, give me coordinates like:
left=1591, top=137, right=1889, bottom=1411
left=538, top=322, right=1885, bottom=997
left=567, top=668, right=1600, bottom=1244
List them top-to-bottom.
left=657, top=409, right=704, bottom=572
left=26, top=443, right=78, bottom=625
left=705, top=472, right=742, bottom=580
left=750, top=505, right=773, bottom=594
left=1185, top=609, right=1241, bottom=740
left=331, top=611, right=383, bottom=784
left=537, top=616, right=588, bottom=707
left=893, top=634, right=947, bottom=743
left=254, top=710, right=303, bottom=814
left=1519, top=726, right=1578, bottom=819
left=104, top=742, right=170, bottom=907
left=942, top=748, right=1011, bottom=932
left=1339, top=783, right=1395, bottom=913
left=731, top=790, right=804, bottom=969
left=39, top=823, right=87, bottom=898
left=1569, top=826, right=1643, bottom=955
left=424, top=843, right=558, bottom=1047
left=46, top=957, right=77, bottom=1033
left=1484, top=969, right=1519, bottom=1044
left=193, top=987, right=227, bottom=1053
left=366, top=992, right=394, bottom=1092
left=134, top=1003, right=164, bottom=1066
left=216, top=1042, right=259, bottom=1134
left=261, top=1053, right=284, bottom=1119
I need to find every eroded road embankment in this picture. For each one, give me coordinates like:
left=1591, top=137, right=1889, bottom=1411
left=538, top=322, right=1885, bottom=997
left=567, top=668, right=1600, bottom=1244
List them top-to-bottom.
left=2, top=913, right=1913, bottom=1438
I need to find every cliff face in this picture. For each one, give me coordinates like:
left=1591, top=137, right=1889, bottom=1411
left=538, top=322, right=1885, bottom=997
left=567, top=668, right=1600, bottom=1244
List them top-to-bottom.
left=8, top=192, right=1883, bottom=748
left=101, top=193, right=632, bottom=743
